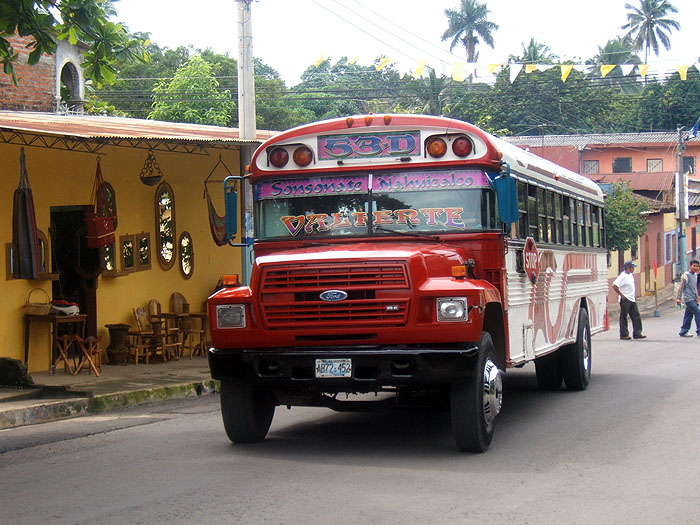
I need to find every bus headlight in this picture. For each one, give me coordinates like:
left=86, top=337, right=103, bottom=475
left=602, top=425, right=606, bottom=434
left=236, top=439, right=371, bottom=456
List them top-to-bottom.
left=437, top=298, right=467, bottom=322
left=216, top=304, right=246, bottom=328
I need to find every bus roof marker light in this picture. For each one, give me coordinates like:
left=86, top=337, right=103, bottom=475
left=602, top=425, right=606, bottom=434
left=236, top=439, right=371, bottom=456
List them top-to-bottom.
left=364, top=115, right=373, bottom=126
left=383, top=115, right=392, bottom=125
left=346, top=117, right=354, bottom=128
left=452, top=136, right=473, bottom=157
left=426, top=137, right=447, bottom=158
left=293, top=146, right=313, bottom=167
left=268, top=147, right=289, bottom=168
left=451, top=265, right=467, bottom=279
left=221, top=274, right=240, bottom=286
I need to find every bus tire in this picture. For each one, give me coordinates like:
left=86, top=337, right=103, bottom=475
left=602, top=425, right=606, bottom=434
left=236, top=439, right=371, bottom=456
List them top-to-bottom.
left=561, top=308, right=591, bottom=391
left=451, top=332, right=502, bottom=452
left=535, top=350, right=563, bottom=390
left=220, top=380, right=275, bottom=443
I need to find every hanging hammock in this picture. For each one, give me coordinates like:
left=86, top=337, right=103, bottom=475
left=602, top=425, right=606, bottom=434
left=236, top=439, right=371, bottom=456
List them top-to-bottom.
left=12, top=148, right=41, bottom=279
left=204, top=156, right=236, bottom=246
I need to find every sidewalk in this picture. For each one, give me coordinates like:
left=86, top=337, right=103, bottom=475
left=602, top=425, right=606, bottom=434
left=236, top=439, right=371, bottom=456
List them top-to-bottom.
left=0, top=356, right=217, bottom=430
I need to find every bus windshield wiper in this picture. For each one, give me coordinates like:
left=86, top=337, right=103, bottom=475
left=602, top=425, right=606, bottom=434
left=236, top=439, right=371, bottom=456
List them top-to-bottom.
left=373, top=225, right=441, bottom=241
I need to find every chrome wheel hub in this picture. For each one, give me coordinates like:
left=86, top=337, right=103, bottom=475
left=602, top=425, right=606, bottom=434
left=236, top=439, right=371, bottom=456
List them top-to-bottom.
left=582, top=327, right=590, bottom=371
left=482, top=358, right=502, bottom=425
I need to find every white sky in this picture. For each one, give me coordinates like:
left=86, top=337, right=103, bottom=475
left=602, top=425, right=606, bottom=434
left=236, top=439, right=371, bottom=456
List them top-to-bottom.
left=114, top=0, right=700, bottom=86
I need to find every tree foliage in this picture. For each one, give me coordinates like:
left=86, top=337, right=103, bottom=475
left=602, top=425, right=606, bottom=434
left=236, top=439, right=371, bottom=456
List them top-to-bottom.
left=0, top=0, right=148, bottom=85
left=148, top=55, right=233, bottom=126
left=604, top=182, right=651, bottom=253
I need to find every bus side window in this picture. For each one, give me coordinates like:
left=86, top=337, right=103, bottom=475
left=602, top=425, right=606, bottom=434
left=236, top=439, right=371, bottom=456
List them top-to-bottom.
left=517, top=181, right=528, bottom=239
left=528, top=185, right=538, bottom=241
left=537, top=187, right=546, bottom=242
left=547, top=191, right=555, bottom=244
left=554, top=193, right=563, bottom=244
left=563, top=196, right=571, bottom=245
left=573, top=200, right=582, bottom=246
left=585, top=203, right=593, bottom=246
left=592, top=206, right=600, bottom=247
left=599, top=206, right=606, bottom=248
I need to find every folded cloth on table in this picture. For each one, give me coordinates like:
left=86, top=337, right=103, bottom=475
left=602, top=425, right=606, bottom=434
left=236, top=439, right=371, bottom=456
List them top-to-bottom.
left=50, top=299, right=79, bottom=316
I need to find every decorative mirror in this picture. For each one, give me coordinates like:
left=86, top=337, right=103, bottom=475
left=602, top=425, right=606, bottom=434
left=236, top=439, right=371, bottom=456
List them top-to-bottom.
left=97, top=181, right=118, bottom=228
left=154, top=182, right=176, bottom=270
left=179, top=231, right=194, bottom=279
left=137, top=232, right=151, bottom=270
left=120, top=234, right=135, bottom=272
left=102, top=242, right=116, bottom=274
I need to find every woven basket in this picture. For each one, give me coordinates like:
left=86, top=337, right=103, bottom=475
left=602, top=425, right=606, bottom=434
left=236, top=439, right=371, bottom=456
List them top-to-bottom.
left=25, top=288, right=51, bottom=315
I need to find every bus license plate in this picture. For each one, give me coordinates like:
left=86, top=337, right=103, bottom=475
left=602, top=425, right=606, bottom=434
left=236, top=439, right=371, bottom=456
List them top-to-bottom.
left=315, top=358, right=351, bottom=378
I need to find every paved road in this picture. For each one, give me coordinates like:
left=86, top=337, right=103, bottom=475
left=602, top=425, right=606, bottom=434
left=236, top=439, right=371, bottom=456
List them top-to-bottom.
left=2, top=309, right=700, bottom=524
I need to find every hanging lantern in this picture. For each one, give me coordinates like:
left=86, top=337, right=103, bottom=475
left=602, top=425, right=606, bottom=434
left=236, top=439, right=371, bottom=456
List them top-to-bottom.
left=139, top=150, right=163, bottom=186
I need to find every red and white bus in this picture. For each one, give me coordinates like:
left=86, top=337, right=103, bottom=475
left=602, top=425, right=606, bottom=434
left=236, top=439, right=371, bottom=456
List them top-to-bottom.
left=208, top=114, right=608, bottom=452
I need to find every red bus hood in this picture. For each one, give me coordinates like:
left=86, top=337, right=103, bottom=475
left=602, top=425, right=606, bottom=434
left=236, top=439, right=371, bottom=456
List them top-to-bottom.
left=254, top=242, right=468, bottom=278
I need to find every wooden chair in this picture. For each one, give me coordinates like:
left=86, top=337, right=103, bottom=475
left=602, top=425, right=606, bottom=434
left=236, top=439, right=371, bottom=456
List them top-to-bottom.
left=170, top=292, right=206, bottom=359
left=147, top=299, right=182, bottom=360
left=128, top=307, right=164, bottom=364
left=54, top=334, right=75, bottom=373
left=74, top=335, right=102, bottom=376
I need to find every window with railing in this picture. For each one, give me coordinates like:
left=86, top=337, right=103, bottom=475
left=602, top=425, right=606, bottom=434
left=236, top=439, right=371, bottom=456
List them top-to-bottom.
left=613, top=157, right=632, bottom=173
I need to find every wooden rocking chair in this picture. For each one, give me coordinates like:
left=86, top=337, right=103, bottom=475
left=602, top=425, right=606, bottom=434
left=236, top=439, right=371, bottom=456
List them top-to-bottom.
left=170, top=292, right=207, bottom=358
left=147, top=299, right=182, bottom=360
left=129, top=307, right=165, bottom=364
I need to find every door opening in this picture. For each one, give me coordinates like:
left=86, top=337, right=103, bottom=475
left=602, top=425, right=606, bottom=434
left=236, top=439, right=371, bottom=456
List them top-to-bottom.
left=50, top=206, right=101, bottom=337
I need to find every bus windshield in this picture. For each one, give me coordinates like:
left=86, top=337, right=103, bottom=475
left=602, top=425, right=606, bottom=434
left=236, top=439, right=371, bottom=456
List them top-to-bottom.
left=254, top=168, right=500, bottom=240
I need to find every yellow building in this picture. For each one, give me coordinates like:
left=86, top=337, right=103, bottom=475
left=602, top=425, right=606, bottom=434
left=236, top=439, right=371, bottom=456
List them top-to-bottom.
left=2, top=111, right=273, bottom=372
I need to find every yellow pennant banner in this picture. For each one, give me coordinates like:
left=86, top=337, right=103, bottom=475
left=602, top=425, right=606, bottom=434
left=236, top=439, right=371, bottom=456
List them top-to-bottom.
left=376, top=57, right=391, bottom=71
left=561, top=64, right=573, bottom=83
left=601, top=65, right=616, bottom=78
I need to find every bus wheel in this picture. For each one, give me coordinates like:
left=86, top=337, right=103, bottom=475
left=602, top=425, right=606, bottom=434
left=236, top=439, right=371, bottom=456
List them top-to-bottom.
left=561, top=308, right=591, bottom=391
left=451, top=332, right=502, bottom=452
left=535, top=350, right=563, bottom=390
left=220, top=380, right=275, bottom=443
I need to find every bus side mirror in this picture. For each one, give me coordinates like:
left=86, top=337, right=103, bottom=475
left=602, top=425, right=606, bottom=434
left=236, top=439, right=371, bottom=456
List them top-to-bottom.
left=493, top=163, right=519, bottom=225
left=224, top=176, right=238, bottom=241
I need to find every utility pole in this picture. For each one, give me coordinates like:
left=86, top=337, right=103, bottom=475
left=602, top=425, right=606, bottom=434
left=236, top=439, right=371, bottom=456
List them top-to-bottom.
left=236, top=0, right=256, bottom=283
left=677, top=124, right=688, bottom=276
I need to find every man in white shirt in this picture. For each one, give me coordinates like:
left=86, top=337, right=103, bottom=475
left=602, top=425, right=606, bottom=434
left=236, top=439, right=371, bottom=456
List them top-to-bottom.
left=612, top=261, right=646, bottom=340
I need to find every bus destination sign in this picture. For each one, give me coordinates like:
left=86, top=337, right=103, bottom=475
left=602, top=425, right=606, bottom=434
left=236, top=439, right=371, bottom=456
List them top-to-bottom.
left=318, top=130, right=421, bottom=160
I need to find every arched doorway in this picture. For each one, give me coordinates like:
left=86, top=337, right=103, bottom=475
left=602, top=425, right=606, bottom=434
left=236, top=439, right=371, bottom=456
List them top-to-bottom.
left=59, top=61, right=84, bottom=112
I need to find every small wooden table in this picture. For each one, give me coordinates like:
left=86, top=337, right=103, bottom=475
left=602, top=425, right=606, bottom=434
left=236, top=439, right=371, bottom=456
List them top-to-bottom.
left=24, top=314, right=87, bottom=373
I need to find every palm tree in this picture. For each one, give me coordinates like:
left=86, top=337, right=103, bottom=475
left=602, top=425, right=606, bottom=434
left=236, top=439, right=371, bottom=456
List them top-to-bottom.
left=442, top=0, right=498, bottom=79
left=622, top=0, right=680, bottom=63
left=588, top=36, right=642, bottom=93
left=508, top=38, right=558, bottom=64
left=409, top=69, right=451, bottom=115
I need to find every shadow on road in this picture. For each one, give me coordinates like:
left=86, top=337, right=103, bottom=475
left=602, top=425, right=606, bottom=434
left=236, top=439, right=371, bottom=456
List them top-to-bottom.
left=213, top=363, right=673, bottom=472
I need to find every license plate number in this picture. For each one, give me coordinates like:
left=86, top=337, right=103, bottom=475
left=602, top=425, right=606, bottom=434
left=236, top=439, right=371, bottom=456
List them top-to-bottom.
left=315, top=358, right=351, bottom=378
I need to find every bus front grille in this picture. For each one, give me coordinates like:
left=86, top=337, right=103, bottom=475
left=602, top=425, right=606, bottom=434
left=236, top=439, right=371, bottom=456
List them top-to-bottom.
left=259, top=262, right=410, bottom=329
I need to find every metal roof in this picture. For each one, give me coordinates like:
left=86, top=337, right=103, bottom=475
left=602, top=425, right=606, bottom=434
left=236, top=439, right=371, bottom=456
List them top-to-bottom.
left=0, top=111, right=277, bottom=153
left=504, top=131, right=700, bottom=149
left=586, top=172, right=674, bottom=192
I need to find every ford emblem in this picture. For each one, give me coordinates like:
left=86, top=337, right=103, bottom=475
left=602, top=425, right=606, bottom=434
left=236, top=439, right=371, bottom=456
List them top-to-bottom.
left=320, top=289, right=348, bottom=302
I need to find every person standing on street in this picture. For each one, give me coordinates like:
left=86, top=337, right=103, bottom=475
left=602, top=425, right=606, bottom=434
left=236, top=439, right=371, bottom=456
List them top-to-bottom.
left=677, top=259, right=700, bottom=337
left=612, top=261, right=646, bottom=340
